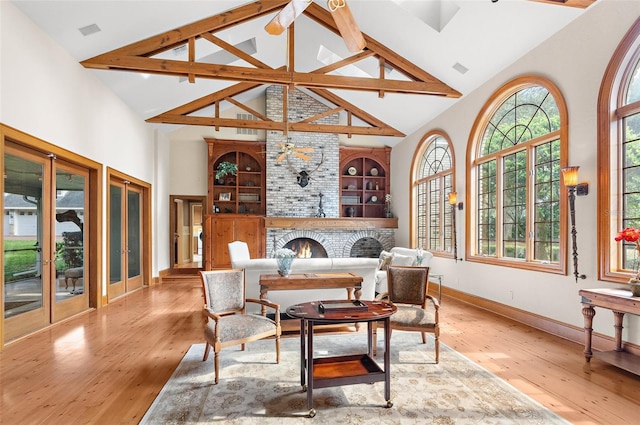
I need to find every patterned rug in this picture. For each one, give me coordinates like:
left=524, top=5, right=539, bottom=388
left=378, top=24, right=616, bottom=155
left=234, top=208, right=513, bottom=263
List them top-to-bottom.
left=141, top=332, right=569, bottom=424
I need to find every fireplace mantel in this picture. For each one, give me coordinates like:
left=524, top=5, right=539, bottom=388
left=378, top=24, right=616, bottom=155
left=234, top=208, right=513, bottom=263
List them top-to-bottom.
left=265, top=217, right=398, bottom=229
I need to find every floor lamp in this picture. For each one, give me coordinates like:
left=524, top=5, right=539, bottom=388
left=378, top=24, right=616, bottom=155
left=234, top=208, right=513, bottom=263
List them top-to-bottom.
left=561, top=166, right=588, bottom=282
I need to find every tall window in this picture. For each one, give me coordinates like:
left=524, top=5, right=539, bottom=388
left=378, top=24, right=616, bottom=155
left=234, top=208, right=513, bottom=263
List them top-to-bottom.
left=598, top=19, right=640, bottom=282
left=468, top=76, right=568, bottom=274
left=412, top=132, right=454, bottom=255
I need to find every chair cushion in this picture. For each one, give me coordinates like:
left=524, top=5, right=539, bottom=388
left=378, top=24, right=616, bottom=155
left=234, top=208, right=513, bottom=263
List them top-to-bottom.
left=391, top=254, right=415, bottom=266
left=390, top=304, right=436, bottom=329
left=205, top=313, right=276, bottom=343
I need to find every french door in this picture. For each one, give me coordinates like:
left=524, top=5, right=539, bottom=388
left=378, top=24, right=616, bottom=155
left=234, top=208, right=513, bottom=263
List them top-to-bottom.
left=3, top=143, right=89, bottom=341
left=108, top=179, right=143, bottom=299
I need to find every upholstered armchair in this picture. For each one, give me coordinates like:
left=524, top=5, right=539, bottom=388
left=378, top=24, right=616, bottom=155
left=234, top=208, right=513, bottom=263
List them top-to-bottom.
left=373, top=265, right=440, bottom=363
left=200, top=269, right=281, bottom=384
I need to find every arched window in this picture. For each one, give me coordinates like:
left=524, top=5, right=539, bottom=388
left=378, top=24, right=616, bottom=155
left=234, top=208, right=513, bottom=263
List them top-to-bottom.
left=598, top=18, right=640, bottom=282
left=467, top=76, right=568, bottom=274
left=412, top=132, right=454, bottom=255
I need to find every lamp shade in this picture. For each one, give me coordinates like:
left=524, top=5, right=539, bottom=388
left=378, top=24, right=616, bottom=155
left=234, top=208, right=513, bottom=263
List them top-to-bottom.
left=561, top=166, right=579, bottom=187
left=448, top=192, right=457, bottom=205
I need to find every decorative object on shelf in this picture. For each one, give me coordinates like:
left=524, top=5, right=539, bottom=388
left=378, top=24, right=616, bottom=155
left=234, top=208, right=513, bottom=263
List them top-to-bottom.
left=215, top=161, right=238, bottom=182
left=245, top=166, right=252, bottom=171
left=348, top=166, right=357, bottom=175
left=561, top=166, right=589, bottom=282
left=370, top=167, right=378, bottom=176
left=245, top=180, right=255, bottom=187
left=366, top=181, right=374, bottom=190
left=375, top=183, right=379, bottom=190
left=347, top=184, right=356, bottom=190
left=219, top=192, right=231, bottom=201
left=315, top=192, right=326, bottom=218
left=384, top=194, right=393, bottom=218
left=370, top=195, right=378, bottom=203
left=213, top=204, right=220, bottom=214
left=346, top=206, right=355, bottom=217
left=614, top=227, right=640, bottom=296
left=416, top=247, right=425, bottom=266
left=275, top=248, right=296, bottom=277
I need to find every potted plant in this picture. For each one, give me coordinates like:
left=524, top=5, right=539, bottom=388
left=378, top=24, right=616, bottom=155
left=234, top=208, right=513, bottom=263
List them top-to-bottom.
left=215, top=161, right=238, bottom=184
left=615, top=227, right=640, bottom=296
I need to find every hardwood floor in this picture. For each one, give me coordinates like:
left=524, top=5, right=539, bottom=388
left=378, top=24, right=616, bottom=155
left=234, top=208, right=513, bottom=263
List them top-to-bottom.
left=1, top=276, right=639, bottom=424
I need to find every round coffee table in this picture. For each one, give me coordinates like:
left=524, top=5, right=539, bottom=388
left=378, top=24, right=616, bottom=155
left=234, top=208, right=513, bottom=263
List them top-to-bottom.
left=286, top=300, right=397, bottom=418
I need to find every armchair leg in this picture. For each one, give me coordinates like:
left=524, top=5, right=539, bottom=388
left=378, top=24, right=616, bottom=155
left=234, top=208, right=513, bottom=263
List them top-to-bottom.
left=435, top=330, right=440, bottom=364
left=421, top=332, right=426, bottom=344
left=276, top=335, right=281, bottom=364
left=203, top=343, right=211, bottom=361
left=214, top=351, right=220, bottom=384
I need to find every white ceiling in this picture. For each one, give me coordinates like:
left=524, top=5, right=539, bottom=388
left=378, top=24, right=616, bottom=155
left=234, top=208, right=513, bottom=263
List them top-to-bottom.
left=11, top=0, right=591, bottom=147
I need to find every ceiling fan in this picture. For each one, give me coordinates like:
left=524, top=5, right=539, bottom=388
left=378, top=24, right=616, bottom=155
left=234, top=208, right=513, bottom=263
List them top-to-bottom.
left=265, top=0, right=366, bottom=52
left=276, top=142, right=315, bottom=162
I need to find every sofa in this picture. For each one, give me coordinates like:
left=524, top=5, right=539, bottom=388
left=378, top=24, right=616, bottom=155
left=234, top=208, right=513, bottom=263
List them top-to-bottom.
left=228, top=241, right=379, bottom=313
left=374, top=247, right=434, bottom=294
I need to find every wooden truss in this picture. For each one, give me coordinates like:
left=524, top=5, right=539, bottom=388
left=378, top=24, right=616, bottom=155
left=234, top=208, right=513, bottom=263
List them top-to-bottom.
left=80, top=0, right=466, bottom=136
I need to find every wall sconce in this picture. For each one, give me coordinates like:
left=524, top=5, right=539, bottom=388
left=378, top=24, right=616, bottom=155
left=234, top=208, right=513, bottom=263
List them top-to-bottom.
left=561, top=166, right=588, bottom=282
left=448, top=192, right=461, bottom=262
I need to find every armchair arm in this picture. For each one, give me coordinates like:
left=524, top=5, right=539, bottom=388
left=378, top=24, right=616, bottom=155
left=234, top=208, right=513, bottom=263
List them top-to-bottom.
left=374, top=292, right=389, bottom=301
left=425, top=294, right=440, bottom=309
left=246, top=298, right=281, bottom=325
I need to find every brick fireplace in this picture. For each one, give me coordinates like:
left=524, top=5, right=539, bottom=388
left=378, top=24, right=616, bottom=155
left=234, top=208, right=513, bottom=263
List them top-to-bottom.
left=263, top=87, right=396, bottom=258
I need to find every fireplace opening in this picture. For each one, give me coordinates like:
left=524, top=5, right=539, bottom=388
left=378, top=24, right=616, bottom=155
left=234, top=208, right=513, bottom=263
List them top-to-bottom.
left=350, top=237, right=383, bottom=258
left=285, top=238, right=328, bottom=258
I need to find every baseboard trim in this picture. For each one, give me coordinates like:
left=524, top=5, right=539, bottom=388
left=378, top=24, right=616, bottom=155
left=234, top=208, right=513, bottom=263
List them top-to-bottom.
left=437, top=285, right=640, bottom=357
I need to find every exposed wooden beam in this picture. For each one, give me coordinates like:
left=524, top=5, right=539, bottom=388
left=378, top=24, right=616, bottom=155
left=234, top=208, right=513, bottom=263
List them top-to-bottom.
left=528, top=0, right=595, bottom=8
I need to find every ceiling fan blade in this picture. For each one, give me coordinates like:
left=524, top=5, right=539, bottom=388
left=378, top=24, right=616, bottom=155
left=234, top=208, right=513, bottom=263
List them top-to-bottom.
left=265, top=0, right=312, bottom=35
left=329, top=1, right=366, bottom=52
left=295, top=147, right=315, bottom=152
left=276, top=152, right=287, bottom=163
left=295, top=152, right=312, bottom=161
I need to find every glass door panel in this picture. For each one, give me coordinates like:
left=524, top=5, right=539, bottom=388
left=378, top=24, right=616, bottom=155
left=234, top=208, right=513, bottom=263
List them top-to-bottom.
left=3, top=149, right=50, bottom=340
left=53, top=163, right=89, bottom=320
left=108, top=183, right=125, bottom=298
left=126, top=188, right=142, bottom=290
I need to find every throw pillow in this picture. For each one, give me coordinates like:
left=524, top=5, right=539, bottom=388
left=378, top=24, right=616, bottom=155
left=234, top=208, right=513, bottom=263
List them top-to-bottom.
left=378, top=250, right=394, bottom=270
left=391, top=253, right=415, bottom=266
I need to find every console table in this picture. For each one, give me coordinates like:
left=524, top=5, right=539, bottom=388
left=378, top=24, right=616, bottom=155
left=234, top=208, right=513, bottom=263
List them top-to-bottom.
left=258, top=272, right=363, bottom=316
left=579, top=288, right=640, bottom=375
left=286, top=300, right=397, bottom=418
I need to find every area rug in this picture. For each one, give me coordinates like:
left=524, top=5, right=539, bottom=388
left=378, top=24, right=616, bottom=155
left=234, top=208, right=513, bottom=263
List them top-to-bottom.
left=140, top=333, right=569, bottom=424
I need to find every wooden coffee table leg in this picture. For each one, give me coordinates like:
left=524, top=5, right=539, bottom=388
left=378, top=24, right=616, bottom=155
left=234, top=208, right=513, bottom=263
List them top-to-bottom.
left=300, top=319, right=306, bottom=390
left=307, top=321, right=316, bottom=418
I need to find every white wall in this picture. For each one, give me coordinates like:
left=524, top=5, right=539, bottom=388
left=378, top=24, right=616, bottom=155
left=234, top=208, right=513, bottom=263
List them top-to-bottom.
left=391, top=0, right=640, bottom=342
left=1, top=2, right=168, bottom=286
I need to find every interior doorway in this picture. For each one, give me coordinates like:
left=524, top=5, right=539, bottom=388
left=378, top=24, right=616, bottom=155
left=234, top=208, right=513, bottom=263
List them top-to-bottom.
left=170, top=195, right=206, bottom=271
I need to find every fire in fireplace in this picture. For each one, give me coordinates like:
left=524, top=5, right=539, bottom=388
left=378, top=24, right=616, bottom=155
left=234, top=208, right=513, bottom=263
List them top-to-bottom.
left=284, top=238, right=328, bottom=258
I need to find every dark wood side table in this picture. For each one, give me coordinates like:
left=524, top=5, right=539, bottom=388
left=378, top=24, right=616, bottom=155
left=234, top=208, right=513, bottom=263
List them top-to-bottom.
left=579, top=288, right=640, bottom=375
left=286, top=300, right=397, bottom=418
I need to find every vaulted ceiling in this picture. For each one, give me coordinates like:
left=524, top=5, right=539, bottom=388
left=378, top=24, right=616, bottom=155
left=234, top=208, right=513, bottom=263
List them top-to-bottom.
left=12, top=0, right=596, bottom=146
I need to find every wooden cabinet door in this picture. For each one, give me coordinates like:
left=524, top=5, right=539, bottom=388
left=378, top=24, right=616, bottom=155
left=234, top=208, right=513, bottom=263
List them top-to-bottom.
left=209, top=216, right=264, bottom=268
left=211, top=217, right=236, bottom=268
left=235, top=217, right=264, bottom=260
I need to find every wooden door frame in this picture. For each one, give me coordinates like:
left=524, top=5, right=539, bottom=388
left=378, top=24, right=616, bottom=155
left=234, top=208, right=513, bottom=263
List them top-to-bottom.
left=1, top=124, right=103, bottom=349
left=106, top=168, right=151, bottom=302
left=169, top=195, right=206, bottom=271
